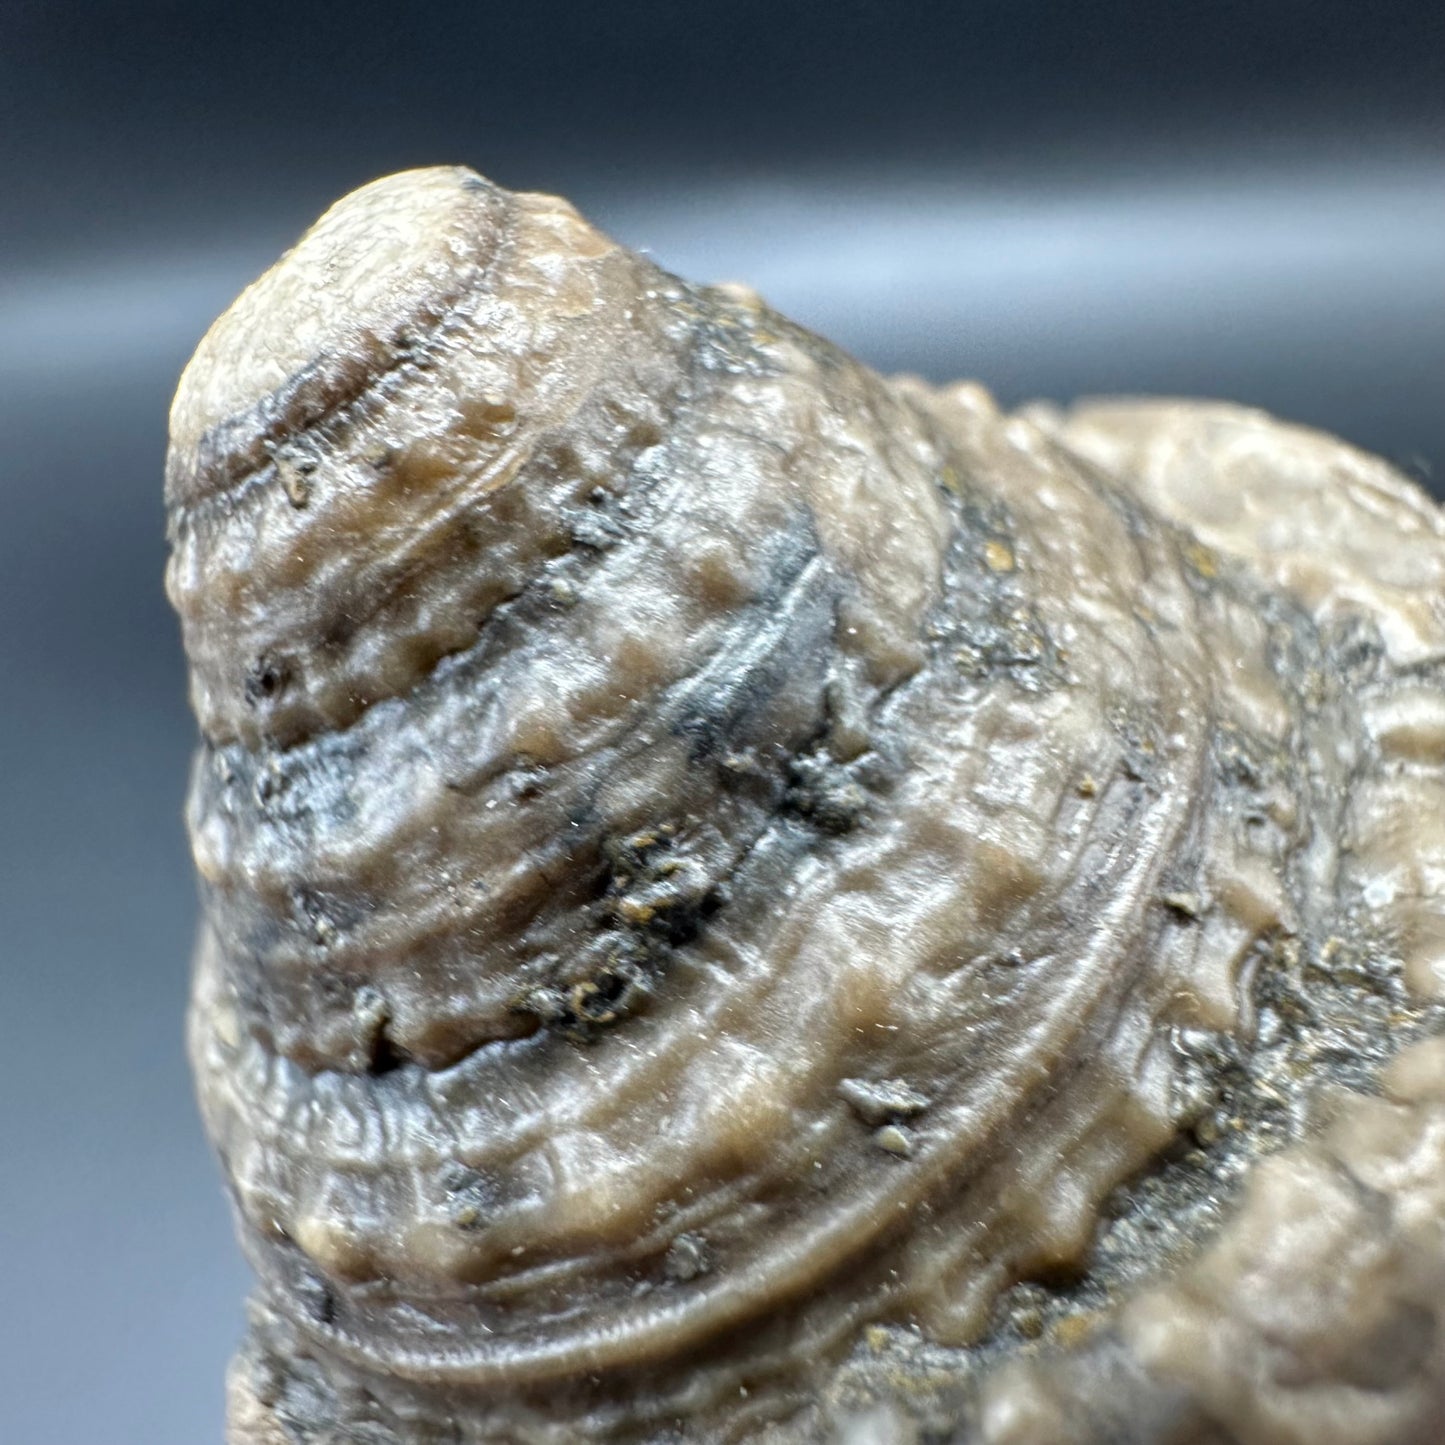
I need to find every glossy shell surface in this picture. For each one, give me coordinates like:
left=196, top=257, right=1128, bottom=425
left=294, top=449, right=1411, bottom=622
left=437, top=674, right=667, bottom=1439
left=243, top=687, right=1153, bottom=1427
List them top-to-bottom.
left=168, top=167, right=1445, bottom=1443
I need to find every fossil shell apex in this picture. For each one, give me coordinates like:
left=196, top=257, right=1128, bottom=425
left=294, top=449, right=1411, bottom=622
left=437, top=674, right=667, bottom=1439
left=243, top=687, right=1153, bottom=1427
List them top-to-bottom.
left=169, top=166, right=1445, bottom=1444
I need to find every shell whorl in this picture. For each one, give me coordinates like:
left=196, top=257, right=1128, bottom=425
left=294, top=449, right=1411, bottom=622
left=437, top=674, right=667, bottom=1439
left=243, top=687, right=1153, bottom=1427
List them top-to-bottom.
left=173, top=168, right=1445, bottom=1443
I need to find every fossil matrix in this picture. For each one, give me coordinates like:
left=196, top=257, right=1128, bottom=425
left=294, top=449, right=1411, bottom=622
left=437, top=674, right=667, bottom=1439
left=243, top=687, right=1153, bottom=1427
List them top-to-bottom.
left=167, top=167, right=1445, bottom=1443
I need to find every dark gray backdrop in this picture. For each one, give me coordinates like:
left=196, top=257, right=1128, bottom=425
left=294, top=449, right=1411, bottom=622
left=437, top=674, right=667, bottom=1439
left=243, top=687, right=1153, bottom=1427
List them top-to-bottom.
left=1, top=3, right=1441, bottom=1441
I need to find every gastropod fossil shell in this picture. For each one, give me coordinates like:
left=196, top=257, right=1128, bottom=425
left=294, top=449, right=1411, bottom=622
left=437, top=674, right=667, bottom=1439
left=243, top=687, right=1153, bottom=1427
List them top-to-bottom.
left=168, top=167, right=1445, bottom=1443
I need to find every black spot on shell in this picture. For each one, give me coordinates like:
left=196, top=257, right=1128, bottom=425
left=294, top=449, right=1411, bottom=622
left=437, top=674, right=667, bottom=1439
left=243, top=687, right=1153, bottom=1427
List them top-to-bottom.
left=244, top=655, right=289, bottom=706
left=784, top=752, right=866, bottom=834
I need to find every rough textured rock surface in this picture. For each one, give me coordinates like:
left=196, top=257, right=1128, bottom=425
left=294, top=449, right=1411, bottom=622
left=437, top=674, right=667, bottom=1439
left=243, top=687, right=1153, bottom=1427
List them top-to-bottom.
left=167, top=166, right=1445, bottom=1444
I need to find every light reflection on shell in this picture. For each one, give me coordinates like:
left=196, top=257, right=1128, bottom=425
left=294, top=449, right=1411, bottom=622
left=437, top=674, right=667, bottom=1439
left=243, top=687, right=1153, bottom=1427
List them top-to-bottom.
left=168, top=167, right=1445, bottom=1444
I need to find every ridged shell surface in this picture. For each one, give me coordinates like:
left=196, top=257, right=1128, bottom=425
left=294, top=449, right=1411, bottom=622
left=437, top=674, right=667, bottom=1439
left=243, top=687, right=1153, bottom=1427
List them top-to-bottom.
left=168, top=167, right=1445, bottom=1443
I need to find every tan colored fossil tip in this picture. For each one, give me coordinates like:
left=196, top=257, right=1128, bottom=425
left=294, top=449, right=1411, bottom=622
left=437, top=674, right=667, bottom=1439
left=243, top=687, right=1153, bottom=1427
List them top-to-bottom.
left=164, top=165, right=635, bottom=749
left=168, top=167, right=512, bottom=506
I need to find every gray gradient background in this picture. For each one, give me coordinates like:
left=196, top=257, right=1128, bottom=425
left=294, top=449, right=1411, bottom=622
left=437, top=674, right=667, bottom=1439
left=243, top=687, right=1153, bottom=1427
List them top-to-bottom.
left=1, top=3, right=1441, bottom=1441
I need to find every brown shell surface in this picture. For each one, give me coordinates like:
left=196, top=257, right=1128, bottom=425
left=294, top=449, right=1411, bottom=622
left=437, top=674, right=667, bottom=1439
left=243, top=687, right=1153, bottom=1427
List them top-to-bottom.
left=168, top=167, right=1445, bottom=1444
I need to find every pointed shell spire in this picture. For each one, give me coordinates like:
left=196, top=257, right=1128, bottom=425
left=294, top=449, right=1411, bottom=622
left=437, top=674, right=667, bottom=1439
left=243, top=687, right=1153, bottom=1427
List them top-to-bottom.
left=171, top=167, right=1445, bottom=1443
